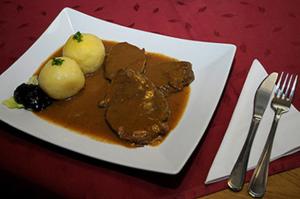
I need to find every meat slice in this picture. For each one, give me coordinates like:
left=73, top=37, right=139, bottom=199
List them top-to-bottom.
left=104, top=42, right=146, bottom=80
left=145, top=61, right=195, bottom=94
left=100, top=69, right=170, bottom=146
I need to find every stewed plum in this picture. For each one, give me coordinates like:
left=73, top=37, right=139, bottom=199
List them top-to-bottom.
left=14, top=83, right=52, bottom=111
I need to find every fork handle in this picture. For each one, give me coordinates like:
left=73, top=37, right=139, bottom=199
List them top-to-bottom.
left=248, top=110, right=282, bottom=198
left=228, top=117, right=260, bottom=191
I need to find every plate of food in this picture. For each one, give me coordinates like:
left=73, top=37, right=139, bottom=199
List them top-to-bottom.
left=0, top=8, right=236, bottom=174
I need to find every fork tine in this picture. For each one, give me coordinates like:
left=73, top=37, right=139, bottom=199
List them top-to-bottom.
left=276, top=72, right=283, bottom=97
left=281, top=73, right=289, bottom=98
left=285, top=74, right=293, bottom=98
left=289, top=75, right=298, bottom=100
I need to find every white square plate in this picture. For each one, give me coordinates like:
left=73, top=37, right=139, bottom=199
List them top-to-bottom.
left=0, top=8, right=236, bottom=174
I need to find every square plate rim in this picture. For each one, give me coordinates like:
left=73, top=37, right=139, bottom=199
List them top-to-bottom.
left=0, top=7, right=236, bottom=174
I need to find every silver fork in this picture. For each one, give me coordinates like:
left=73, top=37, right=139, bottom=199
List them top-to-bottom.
left=248, top=72, right=298, bottom=198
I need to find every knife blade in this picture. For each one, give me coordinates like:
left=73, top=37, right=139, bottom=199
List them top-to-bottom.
left=227, top=72, right=278, bottom=192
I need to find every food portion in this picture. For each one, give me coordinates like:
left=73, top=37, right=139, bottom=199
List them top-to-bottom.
left=3, top=32, right=195, bottom=147
left=63, top=32, right=105, bottom=74
left=104, top=42, right=146, bottom=80
left=99, top=52, right=195, bottom=145
left=38, top=57, right=85, bottom=100
left=145, top=61, right=195, bottom=94
left=100, top=69, right=170, bottom=146
left=14, top=83, right=52, bottom=111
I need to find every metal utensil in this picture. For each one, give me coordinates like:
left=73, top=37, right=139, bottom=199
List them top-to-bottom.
left=227, top=72, right=278, bottom=192
left=248, top=73, right=298, bottom=198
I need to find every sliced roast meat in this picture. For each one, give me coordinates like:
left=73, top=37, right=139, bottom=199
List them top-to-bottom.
left=104, top=42, right=146, bottom=80
left=145, top=61, right=195, bottom=94
left=100, top=69, right=170, bottom=146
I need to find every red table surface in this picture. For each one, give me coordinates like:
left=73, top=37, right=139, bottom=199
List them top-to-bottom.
left=1, top=0, right=300, bottom=198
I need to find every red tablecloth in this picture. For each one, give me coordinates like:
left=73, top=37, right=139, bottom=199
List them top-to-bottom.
left=1, top=0, right=300, bottom=198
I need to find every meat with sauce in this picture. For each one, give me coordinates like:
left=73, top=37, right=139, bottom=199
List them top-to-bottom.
left=104, top=42, right=146, bottom=80
left=145, top=61, right=195, bottom=94
left=99, top=68, right=170, bottom=146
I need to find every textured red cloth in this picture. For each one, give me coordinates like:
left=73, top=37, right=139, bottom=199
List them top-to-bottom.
left=0, top=0, right=300, bottom=198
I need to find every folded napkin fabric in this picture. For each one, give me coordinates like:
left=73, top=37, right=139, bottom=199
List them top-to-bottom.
left=205, top=59, right=300, bottom=184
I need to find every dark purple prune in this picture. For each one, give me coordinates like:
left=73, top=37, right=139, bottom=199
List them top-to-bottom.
left=14, top=83, right=53, bottom=111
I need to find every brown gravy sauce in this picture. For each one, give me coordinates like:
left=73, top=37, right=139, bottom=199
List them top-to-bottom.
left=34, top=41, right=190, bottom=147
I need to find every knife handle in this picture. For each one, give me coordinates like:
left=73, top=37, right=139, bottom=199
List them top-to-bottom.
left=248, top=111, right=281, bottom=197
left=227, top=117, right=260, bottom=191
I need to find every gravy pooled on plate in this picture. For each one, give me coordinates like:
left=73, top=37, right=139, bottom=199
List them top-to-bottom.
left=35, top=40, right=193, bottom=147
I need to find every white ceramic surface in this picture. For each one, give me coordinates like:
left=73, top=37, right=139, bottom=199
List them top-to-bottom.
left=0, top=8, right=236, bottom=174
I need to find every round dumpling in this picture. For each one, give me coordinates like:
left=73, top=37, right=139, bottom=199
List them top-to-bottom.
left=63, top=32, right=105, bottom=74
left=38, top=56, right=85, bottom=100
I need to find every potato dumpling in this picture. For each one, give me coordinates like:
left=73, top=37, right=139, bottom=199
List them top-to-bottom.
left=63, top=32, right=105, bottom=74
left=38, top=57, right=85, bottom=100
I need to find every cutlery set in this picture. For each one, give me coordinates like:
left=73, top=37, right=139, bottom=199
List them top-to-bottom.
left=228, top=72, right=298, bottom=197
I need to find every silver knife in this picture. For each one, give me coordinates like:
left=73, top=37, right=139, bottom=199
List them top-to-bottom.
left=227, top=72, right=278, bottom=192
